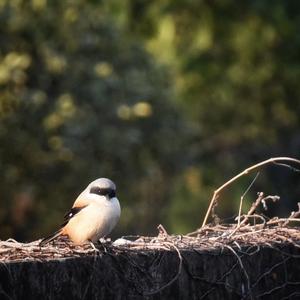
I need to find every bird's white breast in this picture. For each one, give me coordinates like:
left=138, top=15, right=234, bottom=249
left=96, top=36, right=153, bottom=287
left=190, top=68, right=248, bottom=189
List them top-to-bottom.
left=65, top=196, right=121, bottom=245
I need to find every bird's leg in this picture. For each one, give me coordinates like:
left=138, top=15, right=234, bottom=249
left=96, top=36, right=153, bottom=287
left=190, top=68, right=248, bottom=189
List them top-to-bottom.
left=98, top=238, right=109, bottom=253
left=89, top=240, right=100, bottom=254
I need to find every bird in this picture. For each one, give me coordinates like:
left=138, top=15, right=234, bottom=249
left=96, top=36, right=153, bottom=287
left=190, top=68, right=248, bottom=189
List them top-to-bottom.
left=39, top=178, right=121, bottom=248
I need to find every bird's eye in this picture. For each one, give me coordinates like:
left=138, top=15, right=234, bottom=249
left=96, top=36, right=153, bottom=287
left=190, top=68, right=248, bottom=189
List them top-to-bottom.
left=90, top=186, right=116, bottom=198
left=90, top=187, right=103, bottom=195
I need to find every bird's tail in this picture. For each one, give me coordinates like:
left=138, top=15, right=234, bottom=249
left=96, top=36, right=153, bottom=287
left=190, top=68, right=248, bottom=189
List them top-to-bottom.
left=39, top=229, right=62, bottom=246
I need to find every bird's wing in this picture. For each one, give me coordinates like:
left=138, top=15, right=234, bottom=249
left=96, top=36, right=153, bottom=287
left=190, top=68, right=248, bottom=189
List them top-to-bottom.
left=61, top=205, right=87, bottom=227
left=39, top=206, right=87, bottom=246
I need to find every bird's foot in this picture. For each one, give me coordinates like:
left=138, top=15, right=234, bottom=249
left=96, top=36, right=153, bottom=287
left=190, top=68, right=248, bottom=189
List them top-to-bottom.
left=98, top=240, right=109, bottom=253
left=89, top=241, right=100, bottom=254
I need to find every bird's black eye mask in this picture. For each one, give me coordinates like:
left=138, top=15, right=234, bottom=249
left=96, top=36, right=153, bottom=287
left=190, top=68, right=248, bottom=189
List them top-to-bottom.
left=90, top=186, right=116, bottom=198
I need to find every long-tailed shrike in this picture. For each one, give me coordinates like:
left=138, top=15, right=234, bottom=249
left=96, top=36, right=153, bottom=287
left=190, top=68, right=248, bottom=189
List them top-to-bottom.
left=40, top=178, right=121, bottom=247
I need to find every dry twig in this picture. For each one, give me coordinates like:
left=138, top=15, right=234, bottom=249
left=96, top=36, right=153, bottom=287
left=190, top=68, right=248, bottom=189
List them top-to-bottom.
left=201, top=157, right=300, bottom=227
left=237, top=172, right=260, bottom=226
left=283, top=203, right=300, bottom=227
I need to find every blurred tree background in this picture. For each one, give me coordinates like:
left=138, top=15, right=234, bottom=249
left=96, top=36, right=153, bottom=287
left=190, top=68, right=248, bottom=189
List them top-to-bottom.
left=0, top=0, right=300, bottom=242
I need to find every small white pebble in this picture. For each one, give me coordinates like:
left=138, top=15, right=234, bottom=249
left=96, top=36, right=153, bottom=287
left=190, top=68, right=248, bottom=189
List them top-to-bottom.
left=112, top=238, right=133, bottom=246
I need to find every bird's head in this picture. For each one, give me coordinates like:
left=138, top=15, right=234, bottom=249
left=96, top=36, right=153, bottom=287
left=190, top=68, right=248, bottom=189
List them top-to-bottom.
left=87, top=178, right=116, bottom=200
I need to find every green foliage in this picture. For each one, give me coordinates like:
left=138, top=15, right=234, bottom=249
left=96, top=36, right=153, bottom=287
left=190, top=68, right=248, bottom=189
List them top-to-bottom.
left=0, top=0, right=188, bottom=240
left=1, top=0, right=300, bottom=241
left=117, top=0, right=300, bottom=230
